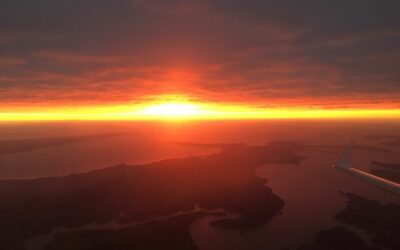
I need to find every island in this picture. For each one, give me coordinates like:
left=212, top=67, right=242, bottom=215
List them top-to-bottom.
left=0, top=133, right=126, bottom=156
left=366, top=135, right=400, bottom=148
left=0, top=143, right=303, bottom=250
left=369, top=161, right=400, bottom=183
left=371, top=161, right=400, bottom=171
left=369, top=169, right=400, bottom=183
left=297, top=192, right=400, bottom=250
left=334, top=192, right=400, bottom=250
left=44, top=212, right=215, bottom=250
left=297, top=226, right=378, bottom=250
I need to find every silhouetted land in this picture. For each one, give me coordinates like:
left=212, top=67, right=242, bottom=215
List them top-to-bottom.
left=0, top=133, right=126, bottom=155
left=366, top=135, right=400, bottom=148
left=382, top=140, right=400, bottom=148
left=176, top=141, right=391, bottom=153
left=266, top=141, right=391, bottom=153
left=173, top=142, right=246, bottom=149
left=0, top=143, right=303, bottom=250
left=305, top=144, right=391, bottom=153
left=370, top=161, right=400, bottom=183
left=371, top=161, right=400, bottom=171
left=370, top=169, right=400, bottom=183
left=297, top=192, right=400, bottom=250
left=334, top=192, right=400, bottom=250
left=44, top=212, right=214, bottom=250
left=297, top=226, right=378, bottom=250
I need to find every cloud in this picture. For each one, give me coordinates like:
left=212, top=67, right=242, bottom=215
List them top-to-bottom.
left=0, top=0, right=399, bottom=108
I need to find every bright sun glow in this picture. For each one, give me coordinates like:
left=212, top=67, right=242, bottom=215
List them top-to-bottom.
left=1, top=94, right=400, bottom=121
left=140, top=103, right=205, bottom=117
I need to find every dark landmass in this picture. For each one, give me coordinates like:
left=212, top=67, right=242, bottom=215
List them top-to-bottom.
left=0, top=133, right=126, bottom=156
left=365, top=135, right=400, bottom=140
left=366, top=135, right=400, bottom=148
left=379, top=140, right=400, bottom=148
left=173, top=141, right=247, bottom=149
left=175, top=141, right=391, bottom=154
left=176, top=141, right=305, bottom=150
left=266, top=141, right=307, bottom=151
left=267, top=141, right=391, bottom=153
left=0, top=143, right=303, bottom=250
left=305, top=144, right=391, bottom=153
left=370, top=161, right=400, bottom=183
left=371, top=161, right=400, bottom=171
left=370, top=169, right=400, bottom=183
left=296, top=192, right=400, bottom=250
left=334, top=192, right=400, bottom=250
left=44, top=212, right=214, bottom=250
left=296, top=226, right=378, bottom=250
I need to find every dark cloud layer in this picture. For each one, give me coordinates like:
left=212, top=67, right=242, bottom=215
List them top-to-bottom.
left=0, top=0, right=399, bottom=108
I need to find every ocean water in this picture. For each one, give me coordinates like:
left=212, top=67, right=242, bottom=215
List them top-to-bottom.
left=1, top=119, right=400, bottom=249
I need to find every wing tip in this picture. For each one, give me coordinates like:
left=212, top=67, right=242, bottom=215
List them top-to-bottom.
left=334, top=143, right=354, bottom=170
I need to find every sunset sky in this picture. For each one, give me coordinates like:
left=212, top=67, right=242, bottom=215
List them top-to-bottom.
left=1, top=0, right=400, bottom=120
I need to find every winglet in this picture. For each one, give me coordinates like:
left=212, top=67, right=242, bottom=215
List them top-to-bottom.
left=334, top=143, right=354, bottom=170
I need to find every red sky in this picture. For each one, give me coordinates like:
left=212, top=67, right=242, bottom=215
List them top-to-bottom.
left=1, top=0, right=400, bottom=115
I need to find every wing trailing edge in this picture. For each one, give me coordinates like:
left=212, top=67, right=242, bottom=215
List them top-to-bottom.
left=334, top=143, right=400, bottom=196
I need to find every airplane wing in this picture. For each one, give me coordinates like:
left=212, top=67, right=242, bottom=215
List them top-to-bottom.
left=334, top=143, right=354, bottom=170
left=334, top=144, right=400, bottom=196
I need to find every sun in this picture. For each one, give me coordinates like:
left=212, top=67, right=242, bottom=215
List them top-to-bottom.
left=4, top=93, right=400, bottom=121
left=133, top=94, right=216, bottom=120
left=140, top=103, right=206, bottom=118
